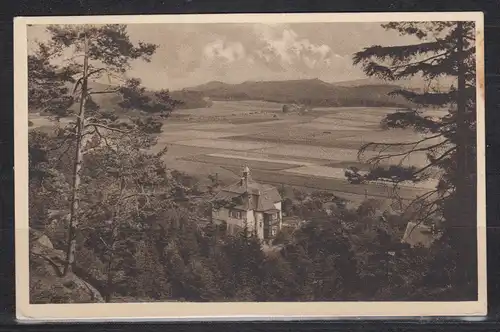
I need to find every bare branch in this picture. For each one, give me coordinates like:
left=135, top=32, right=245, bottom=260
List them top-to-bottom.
left=389, top=51, right=450, bottom=71
left=87, top=68, right=107, bottom=77
left=72, top=77, right=83, bottom=96
left=88, top=88, right=121, bottom=95
left=85, top=123, right=131, bottom=134
left=94, top=126, right=115, bottom=151
left=46, top=127, right=77, bottom=152
left=358, top=132, right=446, bottom=160
left=362, top=139, right=451, bottom=165
left=55, top=140, right=74, bottom=163
left=411, top=147, right=456, bottom=177
left=121, top=192, right=173, bottom=201
left=99, top=236, right=112, bottom=250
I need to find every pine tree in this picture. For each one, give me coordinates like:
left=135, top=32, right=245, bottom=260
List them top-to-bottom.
left=352, top=21, right=477, bottom=289
left=28, top=24, right=179, bottom=275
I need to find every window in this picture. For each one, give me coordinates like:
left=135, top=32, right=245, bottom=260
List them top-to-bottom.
left=229, top=210, right=241, bottom=219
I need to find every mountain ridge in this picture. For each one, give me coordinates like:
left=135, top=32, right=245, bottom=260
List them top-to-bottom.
left=181, top=78, right=412, bottom=108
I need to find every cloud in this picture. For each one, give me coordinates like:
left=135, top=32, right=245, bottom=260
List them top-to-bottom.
left=28, top=23, right=393, bottom=90
left=251, top=25, right=343, bottom=72
left=203, top=39, right=246, bottom=62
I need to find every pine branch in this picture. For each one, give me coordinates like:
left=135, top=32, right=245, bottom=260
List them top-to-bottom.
left=353, top=41, right=447, bottom=66
left=389, top=51, right=450, bottom=70
left=87, top=68, right=107, bottom=77
left=88, top=88, right=121, bottom=95
left=389, top=89, right=454, bottom=106
left=381, top=110, right=443, bottom=133
left=85, top=123, right=131, bottom=134
left=46, top=125, right=78, bottom=151
left=93, top=126, right=115, bottom=151
left=359, top=133, right=444, bottom=151
left=359, top=136, right=450, bottom=163
left=362, top=139, right=449, bottom=164
left=55, top=141, right=74, bottom=163
left=411, top=147, right=456, bottom=177
left=121, top=192, right=173, bottom=201
left=99, top=236, right=112, bottom=250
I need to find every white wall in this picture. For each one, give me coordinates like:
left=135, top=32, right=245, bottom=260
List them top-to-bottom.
left=212, top=200, right=282, bottom=239
left=274, top=201, right=283, bottom=229
left=246, top=209, right=255, bottom=232
left=255, top=211, right=264, bottom=239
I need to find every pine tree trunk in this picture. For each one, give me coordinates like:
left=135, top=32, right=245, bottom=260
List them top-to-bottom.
left=454, top=22, right=476, bottom=288
left=455, top=22, right=474, bottom=232
left=456, top=22, right=469, bottom=228
left=64, top=35, right=89, bottom=276
left=104, top=177, right=125, bottom=302
left=105, top=249, right=114, bottom=303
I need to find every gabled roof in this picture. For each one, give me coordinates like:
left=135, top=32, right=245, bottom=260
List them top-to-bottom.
left=212, top=177, right=281, bottom=212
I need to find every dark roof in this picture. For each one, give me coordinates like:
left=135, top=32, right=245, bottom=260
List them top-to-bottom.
left=212, top=177, right=281, bottom=212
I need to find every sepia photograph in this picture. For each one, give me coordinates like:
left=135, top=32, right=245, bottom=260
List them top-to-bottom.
left=15, top=12, right=486, bottom=320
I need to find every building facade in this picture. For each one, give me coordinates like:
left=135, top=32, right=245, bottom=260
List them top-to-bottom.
left=211, top=166, right=282, bottom=241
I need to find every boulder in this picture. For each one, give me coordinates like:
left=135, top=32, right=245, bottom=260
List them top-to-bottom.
left=29, top=228, right=104, bottom=304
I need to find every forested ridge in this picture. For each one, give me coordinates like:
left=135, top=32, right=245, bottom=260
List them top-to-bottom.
left=29, top=129, right=466, bottom=302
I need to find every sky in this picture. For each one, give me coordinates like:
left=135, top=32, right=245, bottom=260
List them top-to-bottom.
left=27, top=22, right=423, bottom=91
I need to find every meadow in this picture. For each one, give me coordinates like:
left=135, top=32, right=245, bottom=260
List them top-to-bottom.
left=29, top=100, right=442, bottom=204
left=155, top=100, right=442, bottom=203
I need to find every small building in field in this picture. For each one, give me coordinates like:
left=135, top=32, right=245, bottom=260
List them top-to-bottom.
left=211, top=166, right=282, bottom=241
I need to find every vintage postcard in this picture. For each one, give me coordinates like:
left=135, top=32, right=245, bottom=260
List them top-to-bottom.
left=15, top=12, right=486, bottom=321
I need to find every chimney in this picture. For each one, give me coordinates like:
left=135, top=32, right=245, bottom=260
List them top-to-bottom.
left=242, top=165, right=250, bottom=190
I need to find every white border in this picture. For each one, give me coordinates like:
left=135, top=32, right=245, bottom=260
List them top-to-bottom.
left=14, top=12, right=487, bottom=321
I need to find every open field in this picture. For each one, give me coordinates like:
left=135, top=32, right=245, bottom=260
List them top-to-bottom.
left=29, top=100, right=441, bottom=203
left=156, top=101, right=439, bottom=201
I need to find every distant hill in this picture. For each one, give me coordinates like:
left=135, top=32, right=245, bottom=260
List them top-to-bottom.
left=331, top=77, right=421, bottom=88
left=31, top=78, right=413, bottom=114
left=183, top=78, right=412, bottom=108
left=33, top=81, right=212, bottom=114
left=86, top=82, right=212, bottom=111
left=169, top=90, right=213, bottom=109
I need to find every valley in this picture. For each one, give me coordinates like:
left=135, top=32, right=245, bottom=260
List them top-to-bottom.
left=153, top=100, right=442, bottom=204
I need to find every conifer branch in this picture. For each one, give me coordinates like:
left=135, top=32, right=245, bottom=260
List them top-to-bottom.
left=389, top=51, right=450, bottom=70
left=88, top=88, right=121, bottom=95
left=85, top=123, right=131, bottom=134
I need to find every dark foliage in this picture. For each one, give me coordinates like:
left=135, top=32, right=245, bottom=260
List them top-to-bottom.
left=351, top=21, right=478, bottom=293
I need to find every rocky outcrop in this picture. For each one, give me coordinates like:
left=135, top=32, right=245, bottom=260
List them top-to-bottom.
left=29, top=228, right=104, bottom=304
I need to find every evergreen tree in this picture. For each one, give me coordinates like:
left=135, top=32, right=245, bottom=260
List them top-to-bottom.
left=352, top=21, right=477, bottom=291
left=28, top=24, right=179, bottom=275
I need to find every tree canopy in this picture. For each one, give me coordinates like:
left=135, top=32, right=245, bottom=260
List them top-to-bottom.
left=352, top=21, right=477, bottom=293
left=28, top=24, right=180, bottom=275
